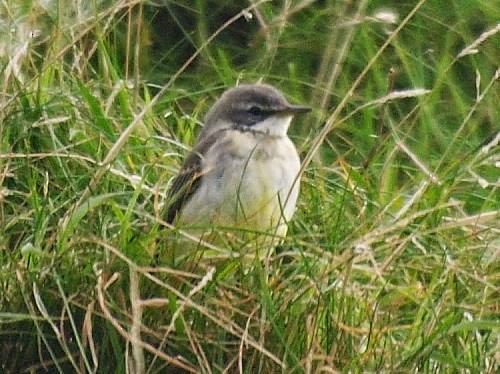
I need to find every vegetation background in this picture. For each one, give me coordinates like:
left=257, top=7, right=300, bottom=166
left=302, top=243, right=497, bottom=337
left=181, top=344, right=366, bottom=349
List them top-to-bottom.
left=0, top=0, right=498, bottom=372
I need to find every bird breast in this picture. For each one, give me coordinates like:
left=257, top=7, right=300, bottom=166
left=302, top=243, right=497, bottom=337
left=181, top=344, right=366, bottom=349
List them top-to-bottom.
left=178, top=129, right=300, bottom=232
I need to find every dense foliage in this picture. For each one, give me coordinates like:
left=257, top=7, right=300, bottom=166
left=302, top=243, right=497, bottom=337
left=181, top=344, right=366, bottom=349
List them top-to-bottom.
left=1, top=0, right=498, bottom=372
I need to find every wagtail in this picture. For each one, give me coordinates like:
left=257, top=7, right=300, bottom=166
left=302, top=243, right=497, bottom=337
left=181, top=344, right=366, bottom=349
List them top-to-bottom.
left=159, top=83, right=310, bottom=262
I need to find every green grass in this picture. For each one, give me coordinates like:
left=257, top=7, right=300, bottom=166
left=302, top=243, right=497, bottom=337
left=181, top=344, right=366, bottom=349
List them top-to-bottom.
left=1, top=0, right=498, bottom=372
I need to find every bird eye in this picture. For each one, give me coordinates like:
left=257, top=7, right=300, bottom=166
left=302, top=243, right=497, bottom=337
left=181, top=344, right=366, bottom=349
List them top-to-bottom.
left=248, top=106, right=263, bottom=116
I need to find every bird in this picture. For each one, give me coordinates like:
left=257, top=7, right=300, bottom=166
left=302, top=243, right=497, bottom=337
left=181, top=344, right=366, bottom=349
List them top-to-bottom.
left=157, top=83, right=310, bottom=264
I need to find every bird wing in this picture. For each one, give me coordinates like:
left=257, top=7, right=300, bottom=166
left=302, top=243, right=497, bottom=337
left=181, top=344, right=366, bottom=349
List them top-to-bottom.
left=165, top=130, right=223, bottom=224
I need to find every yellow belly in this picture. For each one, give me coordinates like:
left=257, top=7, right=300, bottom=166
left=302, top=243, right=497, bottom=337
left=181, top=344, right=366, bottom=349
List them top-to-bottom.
left=171, top=131, right=299, bottom=262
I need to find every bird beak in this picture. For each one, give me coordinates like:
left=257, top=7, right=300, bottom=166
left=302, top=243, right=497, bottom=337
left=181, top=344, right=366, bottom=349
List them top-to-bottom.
left=279, top=104, right=311, bottom=115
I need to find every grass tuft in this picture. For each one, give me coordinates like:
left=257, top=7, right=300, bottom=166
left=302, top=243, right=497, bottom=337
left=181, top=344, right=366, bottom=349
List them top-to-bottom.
left=1, top=0, right=498, bottom=372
